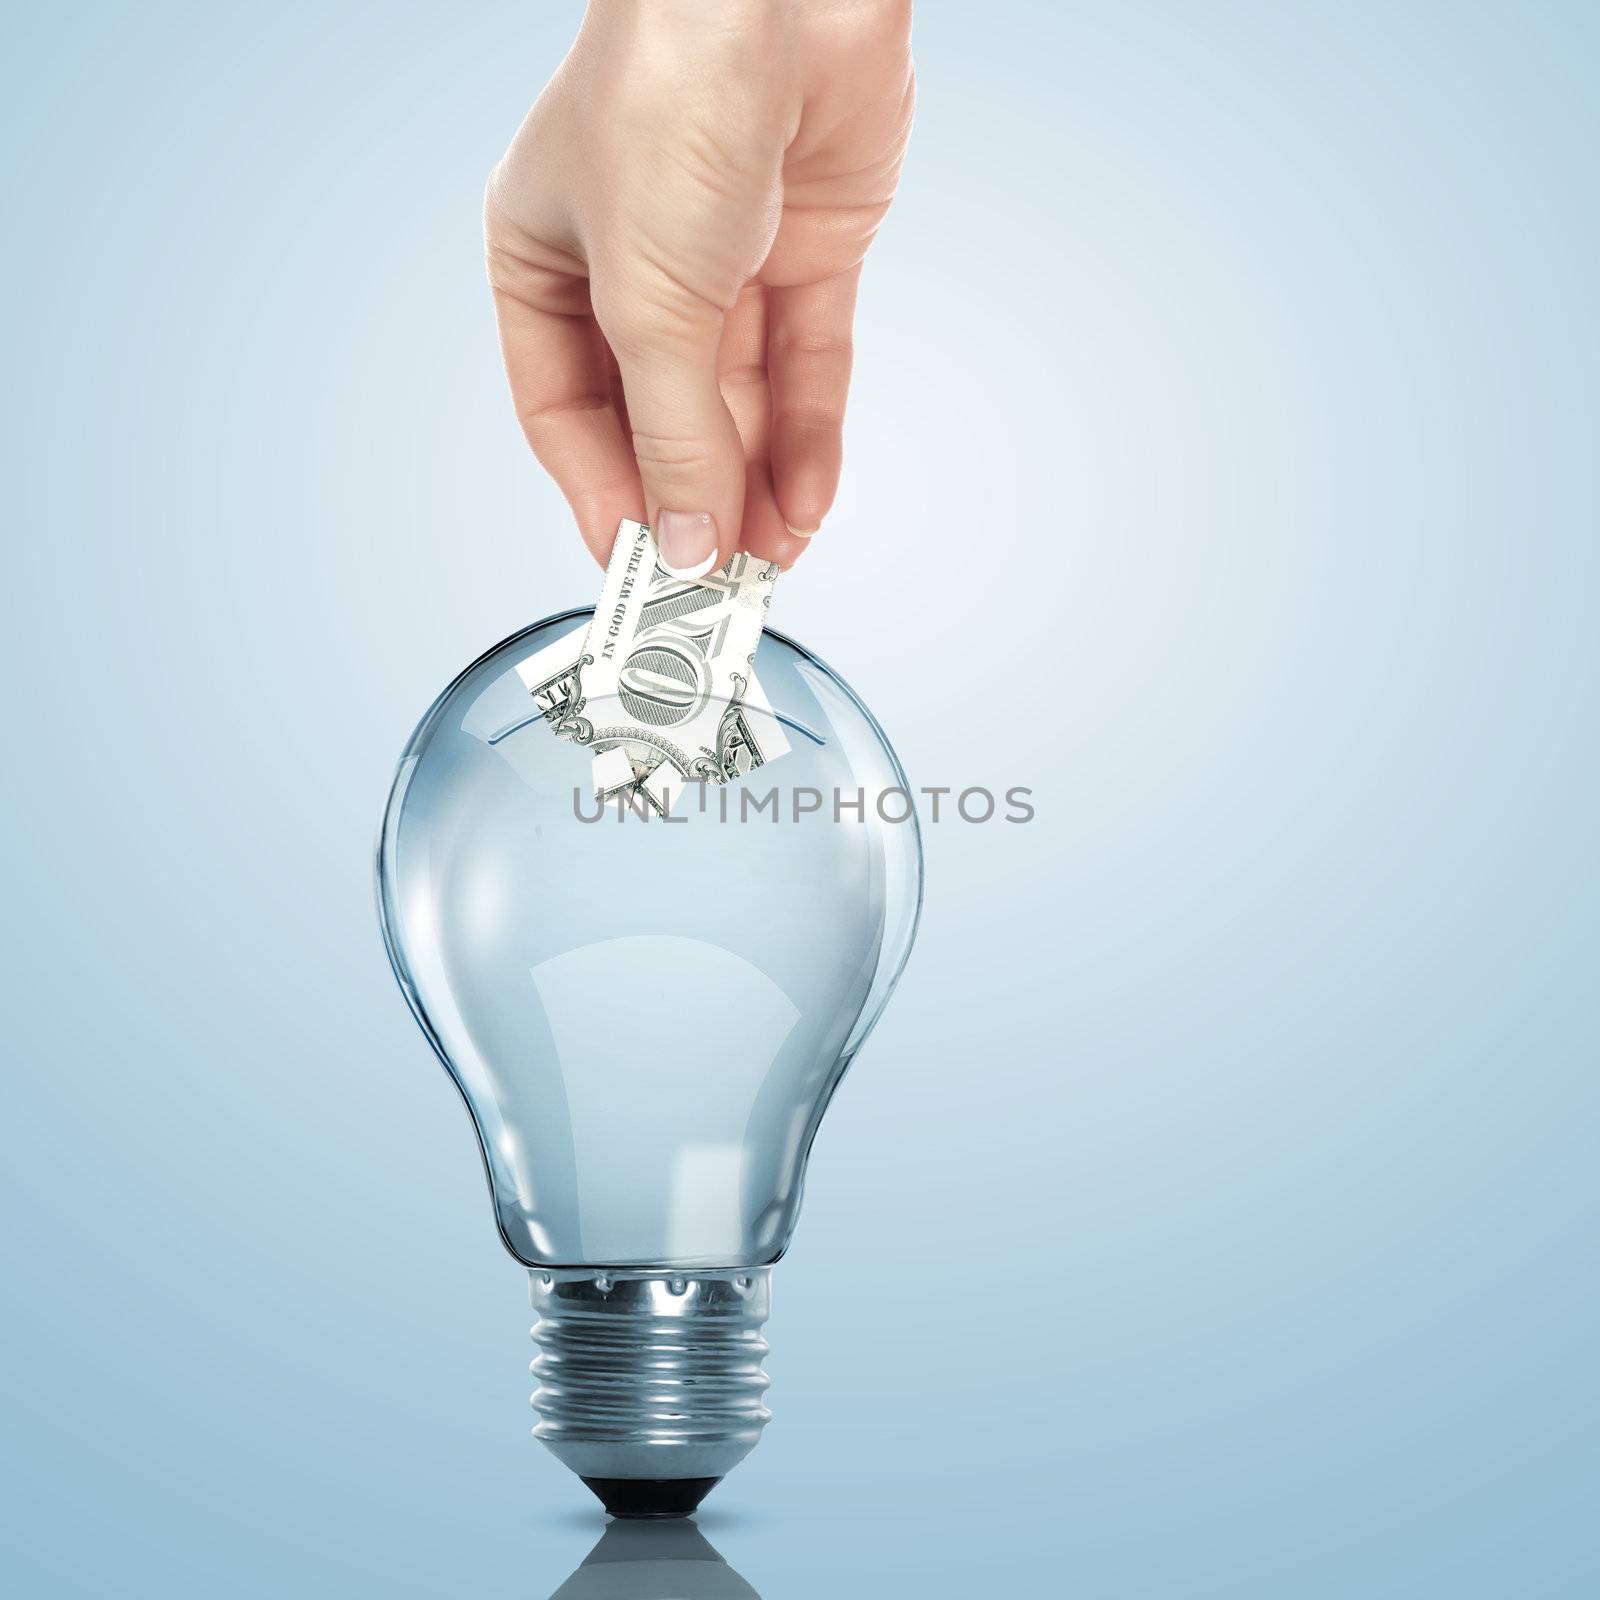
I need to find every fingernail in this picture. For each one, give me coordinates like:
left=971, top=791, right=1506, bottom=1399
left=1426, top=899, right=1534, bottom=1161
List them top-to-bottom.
left=656, top=510, right=719, bottom=579
left=785, top=522, right=820, bottom=539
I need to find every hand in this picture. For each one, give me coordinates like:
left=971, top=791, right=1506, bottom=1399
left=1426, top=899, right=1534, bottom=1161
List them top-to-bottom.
left=486, top=0, right=914, bottom=577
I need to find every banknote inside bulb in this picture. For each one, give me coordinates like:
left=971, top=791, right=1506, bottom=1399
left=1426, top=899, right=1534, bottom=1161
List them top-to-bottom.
left=514, top=519, right=790, bottom=805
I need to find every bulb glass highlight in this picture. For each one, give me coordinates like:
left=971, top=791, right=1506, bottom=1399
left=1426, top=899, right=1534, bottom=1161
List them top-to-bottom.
left=376, top=609, right=922, bottom=1508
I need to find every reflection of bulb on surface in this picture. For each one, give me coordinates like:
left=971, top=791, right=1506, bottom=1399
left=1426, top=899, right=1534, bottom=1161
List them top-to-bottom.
left=377, top=610, right=922, bottom=1517
left=550, top=1520, right=761, bottom=1600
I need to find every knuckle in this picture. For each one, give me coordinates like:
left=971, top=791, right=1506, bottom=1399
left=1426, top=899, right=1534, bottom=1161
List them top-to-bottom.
left=590, top=246, right=724, bottom=363
left=592, top=281, right=701, bottom=362
left=592, top=300, right=660, bottom=360
left=777, top=331, right=853, bottom=362
left=718, top=362, right=768, bottom=391
left=517, top=392, right=611, bottom=433
left=775, top=405, right=844, bottom=437
left=630, top=431, right=718, bottom=482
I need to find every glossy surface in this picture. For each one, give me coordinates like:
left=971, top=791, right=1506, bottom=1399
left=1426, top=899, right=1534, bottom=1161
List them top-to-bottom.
left=379, top=612, right=922, bottom=1267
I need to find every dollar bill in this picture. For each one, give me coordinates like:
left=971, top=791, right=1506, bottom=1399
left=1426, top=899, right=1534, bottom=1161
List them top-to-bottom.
left=515, top=519, right=789, bottom=800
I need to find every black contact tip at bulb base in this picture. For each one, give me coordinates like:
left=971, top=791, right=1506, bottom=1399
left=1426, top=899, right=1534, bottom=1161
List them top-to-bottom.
left=582, top=1476, right=722, bottom=1520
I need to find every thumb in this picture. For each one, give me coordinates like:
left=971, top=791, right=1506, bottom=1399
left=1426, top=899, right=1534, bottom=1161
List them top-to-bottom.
left=595, top=284, right=744, bottom=579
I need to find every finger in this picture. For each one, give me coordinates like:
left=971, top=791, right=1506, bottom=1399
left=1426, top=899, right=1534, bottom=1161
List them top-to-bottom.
left=768, top=265, right=861, bottom=543
left=492, top=278, right=642, bottom=567
left=594, top=281, right=746, bottom=580
left=715, top=288, right=807, bottom=569
left=740, top=457, right=811, bottom=570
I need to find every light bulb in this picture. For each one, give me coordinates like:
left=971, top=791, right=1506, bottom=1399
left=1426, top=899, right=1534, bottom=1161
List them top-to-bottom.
left=377, top=608, right=922, bottom=1516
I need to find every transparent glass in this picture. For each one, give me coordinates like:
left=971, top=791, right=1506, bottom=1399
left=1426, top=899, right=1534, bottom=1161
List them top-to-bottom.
left=377, top=611, right=922, bottom=1269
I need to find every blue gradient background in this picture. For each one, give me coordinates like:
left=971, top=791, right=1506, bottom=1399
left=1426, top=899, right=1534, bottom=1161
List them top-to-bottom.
left=2, top=3, right=1596, bottom=1595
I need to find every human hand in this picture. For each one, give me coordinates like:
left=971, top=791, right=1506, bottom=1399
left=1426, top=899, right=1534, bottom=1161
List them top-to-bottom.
left=486, top=0, right=914, bottom=577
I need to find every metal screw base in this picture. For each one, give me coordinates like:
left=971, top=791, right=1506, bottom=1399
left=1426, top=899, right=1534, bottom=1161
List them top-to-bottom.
left=530, top=1268, right=772, bottom=1506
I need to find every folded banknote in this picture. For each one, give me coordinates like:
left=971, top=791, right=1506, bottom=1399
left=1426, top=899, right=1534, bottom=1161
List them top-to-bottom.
left=515, top=519, right=789, bottom=805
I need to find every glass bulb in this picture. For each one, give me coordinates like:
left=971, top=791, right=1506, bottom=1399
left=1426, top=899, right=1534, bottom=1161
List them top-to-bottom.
left=377, top=609, right=922, bottom=1515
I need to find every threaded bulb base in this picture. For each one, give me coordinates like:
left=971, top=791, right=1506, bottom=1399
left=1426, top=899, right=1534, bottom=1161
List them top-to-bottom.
left=529, top=1268, right=772, bottom=1513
